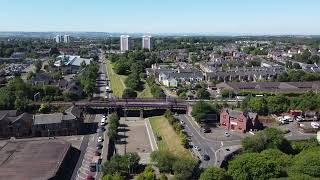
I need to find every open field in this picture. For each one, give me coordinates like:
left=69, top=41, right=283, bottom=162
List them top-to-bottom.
left=106, top=61, right=127, bottom=97
left=149, top=116, right=192, bottom=159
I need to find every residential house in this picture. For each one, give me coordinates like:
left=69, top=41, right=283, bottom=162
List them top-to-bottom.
left=205, top=66, right=284, bottom=82
left=31, top=72, right=53, bottom=85
left=32, top=106, right=83, bottom=137
left=220, top=109, right=261, bottom=133
left=0, top=110, right=33, bottom=138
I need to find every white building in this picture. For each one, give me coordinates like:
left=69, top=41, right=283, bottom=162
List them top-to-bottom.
left=55, top=35, right=63, bottom=43
left=64, top=35, right=70, bottom=43
left=120, top=35, right=131, bottom=52
left=142, top=35, right=152, bottom=50
left=54, top=55, right=92, bottom=67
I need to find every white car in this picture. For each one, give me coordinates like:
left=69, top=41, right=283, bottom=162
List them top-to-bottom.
left=100, top=121, right=105, bottom=126
left=224, top=132, right=230, bottom=137
left=98, top=136, right=103, bottom=142
left=194, top=146, right=201, bottom=151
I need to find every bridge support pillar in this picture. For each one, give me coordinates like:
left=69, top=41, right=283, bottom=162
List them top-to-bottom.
left=124, top=108, right=127, bottom=121
left=140, top=108, right=144, bottom=119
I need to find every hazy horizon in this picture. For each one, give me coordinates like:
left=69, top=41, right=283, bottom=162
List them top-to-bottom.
left=1, top=0, right=320, bottom=35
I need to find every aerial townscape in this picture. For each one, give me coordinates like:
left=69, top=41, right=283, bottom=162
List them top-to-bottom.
left=0, top=1, right=320, bottom=180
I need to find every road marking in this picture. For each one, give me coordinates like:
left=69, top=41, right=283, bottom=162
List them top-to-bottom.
left=145, top=118, right=158, bottom=151
left=221, top=141, right=224, bottom=147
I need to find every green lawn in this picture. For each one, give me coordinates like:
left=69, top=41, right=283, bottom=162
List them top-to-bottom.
left=106, top=61, right=127, bottom=97
left=149, top=116, right=192, bottom=159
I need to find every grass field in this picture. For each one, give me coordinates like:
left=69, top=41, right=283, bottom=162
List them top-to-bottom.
left=106, top=61, right=127, bottom=97
left=149, top=116, right=192, bottom=159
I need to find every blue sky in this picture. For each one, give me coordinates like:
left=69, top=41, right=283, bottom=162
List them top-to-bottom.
left=0, top=0, right=319, bottom=34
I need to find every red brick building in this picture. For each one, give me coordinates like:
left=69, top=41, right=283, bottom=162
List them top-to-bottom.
left=220, top=109, right=261, bottom=133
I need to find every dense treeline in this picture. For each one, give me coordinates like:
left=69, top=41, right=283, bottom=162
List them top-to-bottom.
left=108, top=51, right=162, bottom=93
left=76, top=62, right=99, bottom=97
left=277, top=69, right=320, bottom=82
left=241, top=92, right=320, bottom=115
left=164, top=110, right=188, bottom=148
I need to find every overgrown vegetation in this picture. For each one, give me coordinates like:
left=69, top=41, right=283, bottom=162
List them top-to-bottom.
left=151, top=151, right=198, bottom=180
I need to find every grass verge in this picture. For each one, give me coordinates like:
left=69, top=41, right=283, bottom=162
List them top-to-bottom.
left=106, top=61, right=127, bottom=97
left=149, top=116, right=192, bottom=159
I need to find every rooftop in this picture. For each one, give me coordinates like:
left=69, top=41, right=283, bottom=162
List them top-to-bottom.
left=0, top=139, right=70, bottom=180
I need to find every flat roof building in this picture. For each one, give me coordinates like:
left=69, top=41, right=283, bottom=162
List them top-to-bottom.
left=120, top=35, right=131, bottom=52
left=142, top=35, right=152, bottom=50
left=0, top=139, right=75, bottom=180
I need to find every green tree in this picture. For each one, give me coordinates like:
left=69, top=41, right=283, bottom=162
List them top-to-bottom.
left=34, top=60, right=43, bottom=73
left=26, top=71, right=35, bottom=80
left=125, top=73, right=142, bottom=90
left=0, top=87, right=15, bottom=109
left=122, top=88, right=137, bottom=98
left=196, top=88, right=210, bottom=99
left=267, top=95, right=290, bottom=114
left=247, top=97, right=268, bottom=115
left=191, top=101, right=219, bottom=122
left=38, top=103, right=51, bottom=113
left=289, top=147, right=320, bottom=178
left=150, top=151, right=176, bottom=173
left=228, top=152, right=282, bottom=180
left=172, top=158, right=197, bottom=180
left=136, top=166, right=156, bottom=180
left=199, top=167, right=230, bottom=180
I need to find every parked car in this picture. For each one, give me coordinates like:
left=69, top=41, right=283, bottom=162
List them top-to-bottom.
left=180, top=120, right=185, bottom=125
left=100, top=121, right=106, bottom=126
left=97, top=127, right=105, bottom=132
left=202, top=127, right=211, bottom=133
left=224, top=132, right=230, bottom=137
left=98, top=136, right=103, bottom=142
left=96, top=143, right=103, bottom=150
left=194, top=146, right=201, bottom=151
left=95, top=151, right=101, bottom=156
left=203, top=154, right=210, bottom=161
left=89, top=163, right=96, bottom=172
left=86, top=175, right=94, bottom=180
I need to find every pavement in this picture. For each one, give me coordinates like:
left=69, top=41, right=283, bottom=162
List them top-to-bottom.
left=72, top=113, right=109, bottom=180
left=177, top=114, right=243, bottom=168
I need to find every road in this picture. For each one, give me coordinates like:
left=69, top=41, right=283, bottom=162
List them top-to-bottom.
left=93, top=50, right=110, bottom=99
left=178, top=115, right=242, bottom=168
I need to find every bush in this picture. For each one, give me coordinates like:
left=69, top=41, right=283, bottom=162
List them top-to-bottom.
left=122, top=88, right=137, bottom=99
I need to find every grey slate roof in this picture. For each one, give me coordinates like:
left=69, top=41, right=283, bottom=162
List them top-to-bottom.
left=33, top=106, right=81, bottom=125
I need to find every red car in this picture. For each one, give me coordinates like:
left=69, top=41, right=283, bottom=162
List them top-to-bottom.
left=86, top=175, right=94, bottom=180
